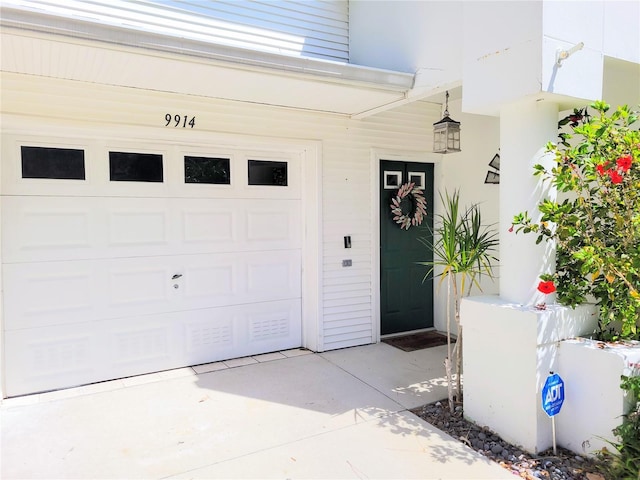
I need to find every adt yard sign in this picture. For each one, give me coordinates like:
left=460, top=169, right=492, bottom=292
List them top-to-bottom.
left=542, top=373, right=565, bottom=417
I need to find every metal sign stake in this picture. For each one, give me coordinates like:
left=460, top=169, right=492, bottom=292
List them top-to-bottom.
left=551, top=415, right=557, bottom=455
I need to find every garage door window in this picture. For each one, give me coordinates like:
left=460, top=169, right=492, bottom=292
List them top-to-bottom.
left=21, top=146, right=85, bottom=180
left=109, top=152, right=163, bottom=182
left=184, top=156, right=230, bottom=184
left=248, top=160, right=287, bottom=186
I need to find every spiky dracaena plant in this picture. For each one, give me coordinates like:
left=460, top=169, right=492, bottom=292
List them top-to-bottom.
left=418, top=190, right=498, bottom=413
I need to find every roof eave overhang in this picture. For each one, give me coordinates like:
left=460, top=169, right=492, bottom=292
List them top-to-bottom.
left=1, top=6, right=421, bottom=117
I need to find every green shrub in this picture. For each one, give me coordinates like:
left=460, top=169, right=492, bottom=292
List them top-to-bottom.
left=512, top=101, right=640, bottom=340
left=598, top=374, right=640, bottom=480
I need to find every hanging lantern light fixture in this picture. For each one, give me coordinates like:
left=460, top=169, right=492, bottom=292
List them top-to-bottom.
left=433, top=91, right=461, bottom=154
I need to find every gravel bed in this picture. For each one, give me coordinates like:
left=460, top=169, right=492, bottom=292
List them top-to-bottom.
left=412, top=401, right=604, bottom=480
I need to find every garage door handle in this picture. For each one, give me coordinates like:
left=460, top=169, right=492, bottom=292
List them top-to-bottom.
left=172, top=274, right=183, bottom=280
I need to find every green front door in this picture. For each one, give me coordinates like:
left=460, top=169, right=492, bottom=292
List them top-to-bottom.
left=380, top=160, right=434, bottom=335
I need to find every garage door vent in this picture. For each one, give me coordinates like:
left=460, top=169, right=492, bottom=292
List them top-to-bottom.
left=250, top=316, right=289, bottom=341
left=187, top=324, right=232, bottom=349
left=116, top=328, right=168, bottom=362
left=34, top=337, right=89, bottom=373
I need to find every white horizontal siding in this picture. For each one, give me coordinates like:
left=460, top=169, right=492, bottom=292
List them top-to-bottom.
left=4, top=0, right=349, bottom=61
left=0, top=72, right=441, bottom=352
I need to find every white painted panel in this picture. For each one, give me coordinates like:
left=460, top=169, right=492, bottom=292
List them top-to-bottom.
left=2, top=197, right=94, bottom=261
left=3, top=197, right=300, bottom=262
left=243, top=200, right=302, bottom=249
left=247, top=210, right=290, bottom=241
left=21, top=211, right=89, bottom=248
left=109, top=211, right=167, bottom=246
left=183, top=211, right=234, bottom=243
left=179, top=251, right=301, bottom=308
left=3, top=252, right=300, bottom=330
left=246, top=252, right=301, bottom=300
left=2, top=263, right=95, bottom=330
left=182, top=264, right=236, bottom=298
left=109, top=267, right=171, bottom=307
left=4, top=299, right=301, bottom=396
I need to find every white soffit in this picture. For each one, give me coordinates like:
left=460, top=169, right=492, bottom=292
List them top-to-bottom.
left=0, top=6, right=415, bottom=117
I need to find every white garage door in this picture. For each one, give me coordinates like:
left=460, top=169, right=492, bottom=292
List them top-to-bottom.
left=2, top=138, right=303, bottom=396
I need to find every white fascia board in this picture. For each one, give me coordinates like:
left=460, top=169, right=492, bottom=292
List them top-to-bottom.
left=0, top=6, right=414, bottom=92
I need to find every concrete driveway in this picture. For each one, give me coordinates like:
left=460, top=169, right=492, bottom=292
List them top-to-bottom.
left=1, top=343, right=512, bottom=479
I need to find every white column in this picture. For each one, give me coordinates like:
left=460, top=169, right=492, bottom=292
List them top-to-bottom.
left=499, top=98, right=558, bottom=305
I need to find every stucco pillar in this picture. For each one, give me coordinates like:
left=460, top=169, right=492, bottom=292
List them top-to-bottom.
left=460, top=97, right=599, bottom=455
left=499, top=98, right=558, bottom=305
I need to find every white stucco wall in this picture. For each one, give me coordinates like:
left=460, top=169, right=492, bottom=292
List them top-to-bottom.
left=460, top=0, right=639, bottom=115
left=543, top=0, right=640, bottom=67
left=462, top=1, right=544, bottom=115
left=603, top=57, right=640, bottom=108
left=431, top=98, right=501, bottom=334
left=461, top=297, right=599, bottom=454
left=557, top=339, right=640, bottom=456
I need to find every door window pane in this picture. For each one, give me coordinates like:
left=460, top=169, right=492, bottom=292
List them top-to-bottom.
left=21, top=146, right=85, bottom=180
left=109, top=152, right=163, bottom=182
left=184, top=156, right=230, bottom=184
left=248, top=160, right=287, bottom=186
left=408, top=172, right=425, bottom=189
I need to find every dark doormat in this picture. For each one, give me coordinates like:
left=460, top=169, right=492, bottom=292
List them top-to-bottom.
left=382, top=331, right=453, bottom=352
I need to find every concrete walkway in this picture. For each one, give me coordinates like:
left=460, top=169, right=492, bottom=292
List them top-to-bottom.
left=1, top=343, right=513, bottom=479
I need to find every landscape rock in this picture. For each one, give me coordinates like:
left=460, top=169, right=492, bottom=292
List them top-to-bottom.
left=412, top=401, right=603, bottom=480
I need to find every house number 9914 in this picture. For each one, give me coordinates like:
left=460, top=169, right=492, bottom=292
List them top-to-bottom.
left=165, top=114, right=196, bottom=128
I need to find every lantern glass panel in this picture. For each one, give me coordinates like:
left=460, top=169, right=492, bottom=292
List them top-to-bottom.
left=433, top=125, right=448, bottom=153
left=446, top=126, right=461, bottom=152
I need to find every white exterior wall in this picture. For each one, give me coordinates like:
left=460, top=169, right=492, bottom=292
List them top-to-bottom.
left=462, top=0, right=640, bottom=115
left=462, top=1, right=544, bottom=115
left=603, top=57, right=640, bottom=109
left=0, top=72, right=441, bottom=357
left=434, top=99, right=501, bottom=330
left=461, top=297, right=598, bottom=453
left=557, top=340, right=640, bottom=455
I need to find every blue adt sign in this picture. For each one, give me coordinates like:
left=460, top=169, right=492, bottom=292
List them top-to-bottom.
left=542, top=373, right=565, bottom=417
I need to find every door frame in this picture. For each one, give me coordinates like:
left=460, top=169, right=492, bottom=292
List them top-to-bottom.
left=370, top=149, right=442, bottom=342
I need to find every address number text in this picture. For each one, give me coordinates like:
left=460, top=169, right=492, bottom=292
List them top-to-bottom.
left=165, top=114, right=196, bottom=128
